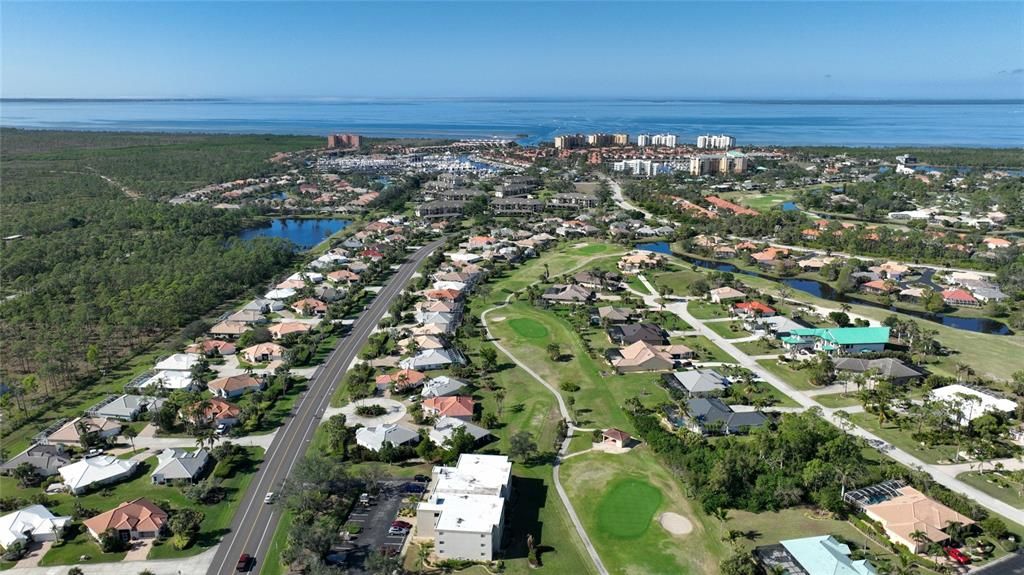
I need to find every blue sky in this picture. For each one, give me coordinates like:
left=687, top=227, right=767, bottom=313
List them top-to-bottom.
left=2, top=1, right=1022, bottom=99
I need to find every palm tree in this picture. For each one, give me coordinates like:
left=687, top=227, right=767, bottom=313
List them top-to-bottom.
left=495, top=389, right=506, bottom=418
left=121, top=426, right=138, bottom=451
left=194, top=426, right=217, bottom=451
left=909, top=529, right=930, bottom=556
left=416, top=541, right=434, bottom=569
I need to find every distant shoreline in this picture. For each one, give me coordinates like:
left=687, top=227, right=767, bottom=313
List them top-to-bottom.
left=3, top=96, right=1023, bottom=105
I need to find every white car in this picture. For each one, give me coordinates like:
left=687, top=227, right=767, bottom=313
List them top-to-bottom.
left=264, top=492, right=275, bottom=504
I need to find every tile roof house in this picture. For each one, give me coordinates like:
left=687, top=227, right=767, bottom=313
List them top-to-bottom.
left=617, top=251, right=666, bottom=274
left=541, top=284, right=595, bottom=304
left=709, top=286, right=746, bottom=303
left=941, top=288, right=980, bottom=307
left=291, top=298, right=328, bottom=317
left=732, top=301, right=776, bottom=318
left=595, top=306, right=635, bottom=324
left=209, top=320, right=250, bottom=338
left=268, top=321, right=312, bottom=340
left=606, top=323, right=668, bottom=345
left=185, top=339, right=237, bottom=356
left=608, top=341, right=692, bottom=373
left=242, top=342, right=286, bottom=363
left=376, top=369, right=427, bottom=391
left=662, top=370, right=729, bottom=397
left=207, top=374, right=263, bottom=398
left=422, top=396, right=475, bottom=420
left=186, top=397, right=241, bottom=428
left=685, top=398, right=768, bottom=435
left=46, top=417, right=122, bottom=446
left=602, top=428, right=632, bottom=448
left=0, top=444, right=71, bottom=477
left=151, top=449, right=211, bottom=484
left=59, top=456, right=138, bottom=495
left=859, top=485, right=975, bottom=553
left=84, top=498, right=168, bottom=541
left=0, top=505, right=72, bottom=549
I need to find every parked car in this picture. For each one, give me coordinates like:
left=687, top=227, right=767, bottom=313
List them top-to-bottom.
left=86, top=448, right=104, bottom=457
left=413, top=474, right=430, bottom=482
left=401, top=483, right=425, bottom=494
left=359, top=493, right=372, bottom=505
left=391, top=520, right=412, bottom=530
left=387, top=526, right=409, bottom=536
left=944, top=547, right=970, bottom=565
left=236, top=553, right=252, bottom=572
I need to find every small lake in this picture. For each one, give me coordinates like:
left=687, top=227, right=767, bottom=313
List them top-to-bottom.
left=239, top=218, right=349, bottom=249
left=637, top=242, right=1011, bottom=335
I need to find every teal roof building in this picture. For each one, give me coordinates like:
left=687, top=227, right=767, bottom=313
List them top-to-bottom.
left=781, top=326, right=890, bottom=354
left=756, top=535, right=877, bottom=575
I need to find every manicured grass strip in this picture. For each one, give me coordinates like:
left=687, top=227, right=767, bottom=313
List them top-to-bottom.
left=687, top=300, right=731, bottom=320
left=508, top=317, right=549, bottom=339
left=704, top=320, right=751, bottom=340
left=757, top=359, right=818, bottom=391
left=814, top=393, right=863, bottom=409
left=848, top=412, right=956, bottom=465
left=957, top=471, right=1024, bottom=509
left=596, top=479, right=663, bottom=539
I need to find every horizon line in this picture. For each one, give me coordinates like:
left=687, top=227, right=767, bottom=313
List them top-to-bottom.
left=4, top=96, right=1024, bottom=105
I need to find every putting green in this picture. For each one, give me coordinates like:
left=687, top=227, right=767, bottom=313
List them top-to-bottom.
left=577, top=244, right=608, bottom=255
left=508, top=317, right=549, bottom=339
left=596, top=478, right=663, bottom=539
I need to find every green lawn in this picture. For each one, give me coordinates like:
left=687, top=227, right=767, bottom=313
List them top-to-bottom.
left=481, top=242, right=627, bottom=306
left=576, top=243, right=610, bottom=255
left=650, top=268, right=705, bottom=297
left=687, top=300, right=731, bottom=320
left=488, top=303, right=669, bottom=432
left=643, top=310, right=691, bottom=331
left=508, top=317, right=550, bottom=339
left=704, top=320, right=752, bottom=340
left=676, top=335, right=736, bottom=364
left=733, top=339, right=784, bottom=356
left=757, top=359, right=819, bottom=391
left=724, top=381, right=801, bottom=409
left=814, top=393, right=863, bottom=409
left=848, top=412, right=957, bottom=464
left=23, top=447, right=264, bottom=565
left=560, top=449, right=728, bottom=575
left=957, top=471, right=1024, bottom=509
left=596, top=479, right=663, bottom=539
left=723, top=508, right=889, bottom=554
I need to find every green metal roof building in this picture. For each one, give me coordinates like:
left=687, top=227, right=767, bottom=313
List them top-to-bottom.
left=781, top=326, right=890, bottom=354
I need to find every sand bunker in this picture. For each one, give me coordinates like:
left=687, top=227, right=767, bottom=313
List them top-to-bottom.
left=573, top=242, right=589, bottom=248
left=490, top=316, right=506, bottom=322
left=659, top=512, right=693, bottom=536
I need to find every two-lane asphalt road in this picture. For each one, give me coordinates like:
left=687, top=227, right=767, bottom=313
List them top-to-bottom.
left=209, top=240, right=443, bottom=575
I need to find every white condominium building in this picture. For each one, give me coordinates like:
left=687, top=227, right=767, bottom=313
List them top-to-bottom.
left=650, top=133, right=678, bottom=147
left=636, top=134, right=652, bottom=147
left=697, top=134, right=736, bottom=149
left=612, top=159, right=671, bottom=177
left=416, top=454, right=513, bottom=561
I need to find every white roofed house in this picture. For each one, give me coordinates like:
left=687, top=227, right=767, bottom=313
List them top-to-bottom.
left=400, top=348, right=465, bottom=371
left=421, top=376, right=468, bottom=398
left=930, top=384, right=1017, bottom=425
left=92, top=395, right=165, bottom=421
left=355, top=424, right=420, bottom=452
left=151, top=449, right=211, bottom=484
left=416, top=454, right=513, bottom=561
left=58, top=456, right=138, bottom=495
left=0, top=505, right=72, bottom=549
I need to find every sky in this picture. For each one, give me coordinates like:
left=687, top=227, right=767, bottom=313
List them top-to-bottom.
left=2, top=1, right=1022, bottom=99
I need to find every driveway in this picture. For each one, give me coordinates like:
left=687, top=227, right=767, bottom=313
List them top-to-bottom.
left=342, top=481, right=414, bottom=574
left=13, top=541, right=50, bottom=569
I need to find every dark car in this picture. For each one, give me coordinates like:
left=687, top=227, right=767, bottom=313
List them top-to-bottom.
left=413, top=474, right=430, bottom=482
left=401, top=483, right=426, bottom=493
left=391, top=520, right=413, bottom=530
left=236, top=553, right=252, bottom=572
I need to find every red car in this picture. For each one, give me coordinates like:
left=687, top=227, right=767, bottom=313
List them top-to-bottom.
left=391, top=520, right=412, bottom=530
left=944, top=547, right=970, bottom=565
left=236, top=553, right=253, bottom=572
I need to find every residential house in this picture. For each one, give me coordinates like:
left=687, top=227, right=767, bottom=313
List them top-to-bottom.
left=547, top=193, right=599, bottom=210
left=491, top=197, right=544, bottom=216
left=417, top=200, right=466, bottom=219
left=617, top=251, right=665, bottom=274
left=327, top=269, right=361, bottom=284
left=573, top=271, right=618, bottom=291
left=860, top=280, right=896, bottom=295
left=542, top=284, right=595, bottom=304
left=709, top=286, right=746, bottom=303
left=941, top=288, right=980, bottom=307
left=291, top=298, right=328, bottom=317
left=732, top=301, right=776, bottom=318
left=594, top=306, right=635, bottom=325
left=226, top=309, right=264, bottom=324
left=209, top=320, right=249, bottom=339
left=268, top=322, right=312, bottom=340
left=606, top=323, right=668, bottom=345
left=781, top=327, right=890, bottom=355
left=185, top=339, right=236, bottom=357
left=608, top=341, right=692, bottom=373
left=242, top=342, right=286, bottom=364
left=400, top=349, right=464, bottom=371
left=833, top=358, right=925, bottom=386
left=376, top=369, right=427, bottom=392
left=662, top=370, right=729, bottom=397
left=207, top=374, right=263, bottom=399
left=421, top=376, right=468, bottom=398
left=930, top=384, right=1016, bottom=423
left=92, top=395, right=164, bottom=421
left=422, top=396, right=475, bottom=420
left=186, top=397, right=241, bottom=429
left=685, top=398, right=768, bottom=435
left=46, top=417, right=122, bottom=446
left=429, top=417, right=491, bottom=446
left=355, top=424, right=420, bottom=452
left=0, top=444, right=71, bottom=478
left=151, top=449, right=210, bottom=484
left=416, top=455, right=512, bottom=561
left=58, top=456, right=138, bottom=495
left=847, top=482, right=974, bottom=554
left=83, top=499, right=168, bottom=542
left=0, top=505, right=72, bottom=549
left=755, top=535, right=877, bottom=575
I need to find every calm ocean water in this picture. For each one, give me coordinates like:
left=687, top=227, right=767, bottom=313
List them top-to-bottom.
left=2, top=98, right=1022, bottom=147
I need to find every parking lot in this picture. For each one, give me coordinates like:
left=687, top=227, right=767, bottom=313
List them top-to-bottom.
left=337, top=480, right=426, bottom=574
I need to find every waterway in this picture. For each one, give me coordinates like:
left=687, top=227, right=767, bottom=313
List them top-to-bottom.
left=239, top=218, right=349, bottom=249
left=637, top=242, right=1011, bottom=335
